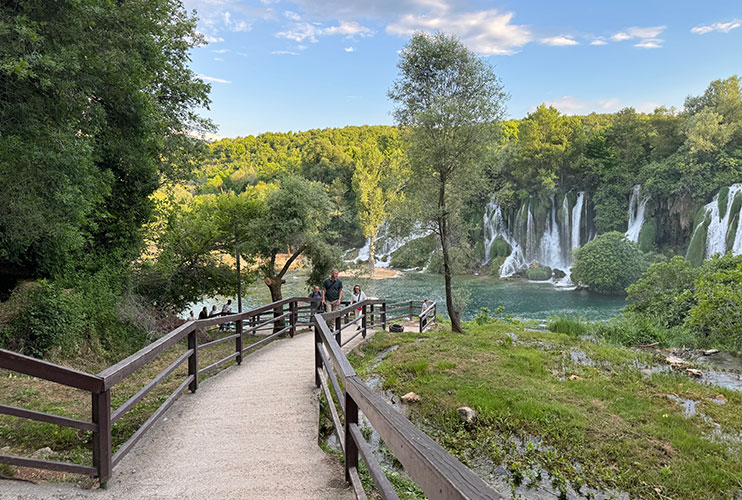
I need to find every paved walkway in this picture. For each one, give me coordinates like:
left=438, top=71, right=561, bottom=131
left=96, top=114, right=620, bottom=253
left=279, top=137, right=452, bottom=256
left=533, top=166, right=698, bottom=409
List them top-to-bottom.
left=1, top=331, right=354, bottom=500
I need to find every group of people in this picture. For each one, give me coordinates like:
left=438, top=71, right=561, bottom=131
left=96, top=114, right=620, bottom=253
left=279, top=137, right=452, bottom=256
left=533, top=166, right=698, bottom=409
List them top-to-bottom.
left=308, top=269, right=367, bottom=329
left=188, top=299, right=234, bottom=330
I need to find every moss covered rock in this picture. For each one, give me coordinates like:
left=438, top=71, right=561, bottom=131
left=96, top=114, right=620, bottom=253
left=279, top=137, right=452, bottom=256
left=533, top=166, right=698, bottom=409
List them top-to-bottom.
left=686, top=216, right=710, bottom=267
left=637, top=219, right=657, bottom=253
left=390, top=234, right=437, bottom=269
left=490, top=238, right=511, bottom=258
left=527, top=265, right=552, bottom=281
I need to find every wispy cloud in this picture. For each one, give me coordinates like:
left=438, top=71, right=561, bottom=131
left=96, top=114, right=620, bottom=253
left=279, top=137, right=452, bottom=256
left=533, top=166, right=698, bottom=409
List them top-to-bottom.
left=387, top=8, right=531, bottom=56
left=284, top=10, right=301, bottom=21
left=691, top=20, right=741, bottom=34
left=276, top=21, right=373, bottom=43
left=609, top=26, right=666, bottom=48
left=198, top=32, right=224, bottom=44
left=541, top=35, right=578, bottom=46
left=590, top=38, right=608, bottom=46
left=634, top=39, right=663, bottom=49
left=344, top=46, right=356, bottom=52
left=212, top=49, right=230, bottom=54
left=271, top=50, right=299, bottom=55
left=198, top=74, right=232, bottom=84
left=540, top=96, right=621, bottom=114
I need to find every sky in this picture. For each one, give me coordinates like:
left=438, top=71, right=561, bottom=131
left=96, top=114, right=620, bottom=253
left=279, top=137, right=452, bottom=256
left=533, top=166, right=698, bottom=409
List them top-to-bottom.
left=183, top=0, right=742, bottom=139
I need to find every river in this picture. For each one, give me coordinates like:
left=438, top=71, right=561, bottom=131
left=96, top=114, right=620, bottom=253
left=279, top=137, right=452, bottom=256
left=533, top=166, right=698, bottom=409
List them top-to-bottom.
left=186, top=272, right=627, bottom=322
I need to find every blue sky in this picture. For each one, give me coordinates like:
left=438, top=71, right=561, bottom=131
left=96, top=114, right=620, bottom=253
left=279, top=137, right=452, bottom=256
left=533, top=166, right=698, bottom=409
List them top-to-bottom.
left=183, top=0, right=742, bottom=138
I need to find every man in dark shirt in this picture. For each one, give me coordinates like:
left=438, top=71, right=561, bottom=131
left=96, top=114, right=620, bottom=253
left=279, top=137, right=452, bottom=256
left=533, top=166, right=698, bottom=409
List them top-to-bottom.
left=321, top=269, right=343, bottom=330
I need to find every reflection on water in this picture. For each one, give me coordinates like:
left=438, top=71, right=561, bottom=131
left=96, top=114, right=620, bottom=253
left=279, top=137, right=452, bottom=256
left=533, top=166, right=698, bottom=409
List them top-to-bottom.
left=186, top=272, right=627, bottom=322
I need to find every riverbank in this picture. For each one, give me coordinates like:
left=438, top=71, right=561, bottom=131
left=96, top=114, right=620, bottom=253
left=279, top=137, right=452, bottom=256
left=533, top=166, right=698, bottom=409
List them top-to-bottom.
left=348, top=321, right=742, bottom=500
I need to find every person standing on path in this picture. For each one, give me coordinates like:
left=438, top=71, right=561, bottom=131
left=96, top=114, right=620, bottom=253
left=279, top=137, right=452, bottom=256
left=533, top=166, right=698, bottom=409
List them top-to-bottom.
left=321, top=269, right=343, bottom=330
left=351, top=284, right=367, bottom=327
left=308, top=286, right=322, bottom=315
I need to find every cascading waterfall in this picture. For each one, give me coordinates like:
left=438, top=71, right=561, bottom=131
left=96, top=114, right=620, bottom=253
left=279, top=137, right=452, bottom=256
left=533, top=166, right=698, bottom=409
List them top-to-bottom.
left=701, top=183, right=742, bottom=258
left=626, top=184, right=650, bottom=242
left=483, top=192, right=590, bottom=279
left=571, top=192, right=585, bottom=250
left=350, top=222, right=431, bottom=268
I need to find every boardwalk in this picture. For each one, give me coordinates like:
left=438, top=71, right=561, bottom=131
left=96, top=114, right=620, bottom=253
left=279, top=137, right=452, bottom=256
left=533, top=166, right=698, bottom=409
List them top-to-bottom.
left=1, top=331, right=354, bottom=500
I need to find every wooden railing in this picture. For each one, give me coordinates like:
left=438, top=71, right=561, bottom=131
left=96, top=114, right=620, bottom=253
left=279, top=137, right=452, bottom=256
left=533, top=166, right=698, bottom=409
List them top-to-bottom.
left=0, top=295, right=444, bottom=490
left=0, top=296, right=318, bottom=486
left=419, top=301, right=437, bottom=332
left=314, top=302, right=501, bottom=500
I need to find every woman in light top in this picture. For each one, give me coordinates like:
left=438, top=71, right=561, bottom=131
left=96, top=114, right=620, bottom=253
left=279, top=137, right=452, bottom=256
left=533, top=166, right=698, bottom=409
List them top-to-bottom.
left=351, top=284, right=367, bottom=322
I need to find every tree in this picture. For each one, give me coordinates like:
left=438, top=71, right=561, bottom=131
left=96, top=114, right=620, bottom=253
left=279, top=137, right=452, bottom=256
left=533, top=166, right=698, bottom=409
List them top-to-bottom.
left=0, top=0, right=212, bottom=291
left=388, top=32, right=507, bottom=332
left=352, top=136, right=408, bottom=272
left=246, top=176, right=339, bottom=302
left=572, top=232, right=646, bottom=294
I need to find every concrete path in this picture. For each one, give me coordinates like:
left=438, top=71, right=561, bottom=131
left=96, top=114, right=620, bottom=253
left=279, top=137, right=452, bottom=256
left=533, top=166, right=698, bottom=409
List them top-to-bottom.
left=1, top=331, right=354, bottom=500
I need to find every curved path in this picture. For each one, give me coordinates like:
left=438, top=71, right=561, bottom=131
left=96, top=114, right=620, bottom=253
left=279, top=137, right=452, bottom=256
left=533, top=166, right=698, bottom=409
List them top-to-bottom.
left=1, top=331, right=354, bottom=500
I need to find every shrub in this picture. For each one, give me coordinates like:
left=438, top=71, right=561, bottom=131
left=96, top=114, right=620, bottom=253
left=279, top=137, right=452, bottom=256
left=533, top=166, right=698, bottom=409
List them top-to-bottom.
left=572, top=232, right=646, bottom=294
left=390, top=234, right=437, bottom=269
left=626, top=256, right=698, bottom=327
left=527, top=265, right=552, bottom=281
left=685, top=265, right=742, bottom=350
left=595, top=313, right=673, bottom=347
left=547, top=315, right=589, bottom=336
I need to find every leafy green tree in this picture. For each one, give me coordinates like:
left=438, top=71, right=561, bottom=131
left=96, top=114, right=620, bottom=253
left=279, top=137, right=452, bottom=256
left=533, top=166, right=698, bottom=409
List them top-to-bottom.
left=0, top=0, right=211, bottom=290
left=388, top=32, right=507, bottom=332
left=352, top=137, right=408, bottom=272
left=246, top=176, right=339, bottom=302
left=572, top=232, right=646, bottom=294
left=686, top=265, right=742, bottom=350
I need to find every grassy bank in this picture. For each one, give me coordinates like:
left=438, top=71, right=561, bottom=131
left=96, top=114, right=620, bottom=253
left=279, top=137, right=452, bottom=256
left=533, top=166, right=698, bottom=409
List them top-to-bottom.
left=348, top=322, right=742, bottom=500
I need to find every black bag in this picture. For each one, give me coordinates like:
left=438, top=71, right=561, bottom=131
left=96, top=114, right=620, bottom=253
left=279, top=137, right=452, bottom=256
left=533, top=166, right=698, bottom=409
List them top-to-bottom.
left=389, top=324, right=404, bottom=333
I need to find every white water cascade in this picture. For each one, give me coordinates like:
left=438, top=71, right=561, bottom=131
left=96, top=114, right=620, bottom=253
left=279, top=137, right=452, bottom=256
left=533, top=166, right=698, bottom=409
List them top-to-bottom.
left=701, top=183, right=742, bottom=258
left=626, top=184, right=650, bottom=242
left=483, top=192, right=590, bottom=279
left=349, top=222, right=431, bottom=268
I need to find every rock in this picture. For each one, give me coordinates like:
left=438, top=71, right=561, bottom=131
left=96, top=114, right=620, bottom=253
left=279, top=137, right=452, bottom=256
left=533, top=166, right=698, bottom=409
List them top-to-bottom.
left=703, top=349, right=720, bottom=356
left=665, top=356, right=686, bottom=368
left=685, top=368, right=702, bottom=378
left=640, top=369, right=653, bottom=376
left=569, top=375, right=583, bottom=381
left=401, top=392, right=420, bottom=403
left=714, top=394, right=728, bottom=403
left=457, top=406, right=478, bottom=423
left=32, top=447, right=55, bottom=459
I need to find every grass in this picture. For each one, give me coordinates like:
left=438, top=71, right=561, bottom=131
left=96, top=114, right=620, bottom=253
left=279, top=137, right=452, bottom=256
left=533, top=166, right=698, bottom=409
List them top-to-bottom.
left=348, top=322, right=742, bottom=500
left=0, top=326, right=294, bottom=484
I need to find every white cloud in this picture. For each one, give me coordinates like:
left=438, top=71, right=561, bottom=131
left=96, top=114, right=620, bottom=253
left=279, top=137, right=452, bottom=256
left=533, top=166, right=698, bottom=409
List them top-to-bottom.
left=387, top=8, right=532, bottom=56
left=284, top=10, right=301, bottom=21
left=691, top=20, right=741, bottom=34
left=233, top=21, right=251, bottom=32
left=276, top=21, right=374, bottom=43
left=626, top=26, right=665, bottom=39
left=198, top=32, right=225, bottom=44
left=611, top=32, right=631, bottom=41
left=541, top=35, right=578, bottom=46
left=590, top=38, right=607, bottom=45
left=635, top=38, right=663, bottom=49
left=344, top=46, right=355, bottom=52
left=212, top=49, right=230, bottom=54
left=272, top=50, right=300, bottom=55
left=214, top=57, right=224, bottom=62
left=198, top=74, right=232, bottom=84
left=636, top=102, right=660, bottom=113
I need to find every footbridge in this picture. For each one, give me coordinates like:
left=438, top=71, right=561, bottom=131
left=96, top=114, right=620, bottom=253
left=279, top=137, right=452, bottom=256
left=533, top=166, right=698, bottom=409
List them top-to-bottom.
left=0, top=297, right=503, bottom=499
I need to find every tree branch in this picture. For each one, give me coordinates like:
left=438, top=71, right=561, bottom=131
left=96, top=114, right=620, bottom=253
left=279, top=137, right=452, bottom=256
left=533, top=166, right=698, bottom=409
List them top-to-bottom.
left=277, top=243, right=308, bottom=279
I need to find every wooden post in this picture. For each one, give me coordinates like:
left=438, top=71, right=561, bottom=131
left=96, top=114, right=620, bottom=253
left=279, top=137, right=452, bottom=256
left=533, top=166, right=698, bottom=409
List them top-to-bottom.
left=290, top=300, right=297, bottom=338
left=409, top=301, right=414, bottom=321
left=381, top=302, right=387, bottom=331
left=369, top=303, right=374, bottom=328
left=362, top=304, right=367, bottom=339
left=335, top=316, right=342, bottom=345
left=314, top=317, right=322, bottom=388
left=236, top=319, right=243, bottom=365
left=187, top=329, right=198, bottom=393
left=92, top=390, right=112, bottom=487
left=344, top=391, right=359, bottom=483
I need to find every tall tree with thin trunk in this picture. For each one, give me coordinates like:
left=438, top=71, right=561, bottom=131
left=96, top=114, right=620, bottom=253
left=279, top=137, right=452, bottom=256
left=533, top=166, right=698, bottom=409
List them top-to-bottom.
left=388, top=32, right=507, bottom=333
left=352, top=136, right=408, bottom=273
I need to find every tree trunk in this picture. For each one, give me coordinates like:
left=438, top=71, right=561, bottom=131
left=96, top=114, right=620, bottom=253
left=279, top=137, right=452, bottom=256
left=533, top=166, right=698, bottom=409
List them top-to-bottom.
left=438, top=179, right=463, bottom=333
left=368, top=228, right=378, bottom=276
left=265, top=276, right=285, bottom=334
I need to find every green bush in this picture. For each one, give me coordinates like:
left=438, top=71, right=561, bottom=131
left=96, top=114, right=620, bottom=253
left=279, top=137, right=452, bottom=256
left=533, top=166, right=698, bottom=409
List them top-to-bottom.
left=572, top=232, right=646, bottom=294
left=390, top=234, right=437, bottom=269
left=489, top=238, right=511, bottom=258
left=626, top=256, right=698, bottom=328
left=527, top=265, right=552, bottom=281
left=685, top=265, right=742, bottom=350
left=595, top=313, right=673, bottom=347
left=547, top=315, right=589, bottom=336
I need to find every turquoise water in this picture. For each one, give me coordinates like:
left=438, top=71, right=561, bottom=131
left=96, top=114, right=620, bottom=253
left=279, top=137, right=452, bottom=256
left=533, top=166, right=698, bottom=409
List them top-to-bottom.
left=188, top=272, right=627, bottom=322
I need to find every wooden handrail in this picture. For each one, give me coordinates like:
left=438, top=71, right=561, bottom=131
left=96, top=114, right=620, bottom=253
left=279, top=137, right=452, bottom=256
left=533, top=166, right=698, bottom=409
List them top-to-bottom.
left=313, top=312, right=502, bottom=500
left=0, top=349, right=103, bottom=392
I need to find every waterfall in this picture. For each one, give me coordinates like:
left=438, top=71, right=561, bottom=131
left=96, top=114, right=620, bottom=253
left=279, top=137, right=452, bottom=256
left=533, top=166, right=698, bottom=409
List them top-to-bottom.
left=626, top=184, right=649, bottom=242
left=703, top=184, right=742, bottom=258
left=482, top=192, right=591, bottom=279
left=571, top=192, right=585, bottom=249
left=349, top=222, right=431, bottom=268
